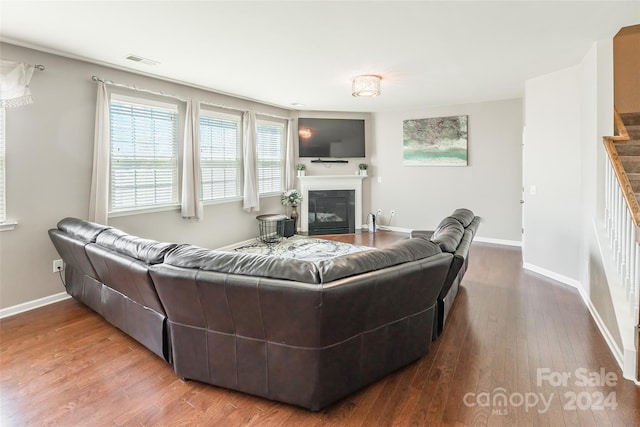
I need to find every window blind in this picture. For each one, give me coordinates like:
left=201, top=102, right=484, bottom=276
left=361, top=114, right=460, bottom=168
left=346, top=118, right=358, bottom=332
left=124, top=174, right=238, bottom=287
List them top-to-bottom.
left=109, top=98, right=179, bottom=212
left=0, top=108, right=6, bottom=222
left=199, top=112, right=241, bottom=202
left=256, top=120, right=284, bottom=195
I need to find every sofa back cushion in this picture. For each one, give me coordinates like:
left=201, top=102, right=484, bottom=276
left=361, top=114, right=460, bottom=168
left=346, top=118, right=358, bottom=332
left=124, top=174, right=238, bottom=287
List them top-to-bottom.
left=449, top=208, right=475, bottom=227
left=57, top=217, right=110, bottom=243
left=431, top=217, right=464, bottom=253
left=48, top=218, right=111, bottom=280
left=96, top=228, right=176, bottom=265
left=49, top=229, right=101, bottom=279
left=317, top=237, right=442, bottom=283
left=163, top=238, right=442, bottom=285
left=163, top=244, right=322, bottom=284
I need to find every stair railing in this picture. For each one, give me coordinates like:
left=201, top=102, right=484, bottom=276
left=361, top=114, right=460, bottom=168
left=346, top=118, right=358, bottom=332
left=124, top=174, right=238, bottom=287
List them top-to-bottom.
left=603, top=109, right=640, bottom=314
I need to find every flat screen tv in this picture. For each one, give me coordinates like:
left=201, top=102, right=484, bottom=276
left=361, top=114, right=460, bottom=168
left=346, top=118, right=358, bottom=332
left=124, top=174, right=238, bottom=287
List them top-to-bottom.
left=298, top=118, right=365, bottom=158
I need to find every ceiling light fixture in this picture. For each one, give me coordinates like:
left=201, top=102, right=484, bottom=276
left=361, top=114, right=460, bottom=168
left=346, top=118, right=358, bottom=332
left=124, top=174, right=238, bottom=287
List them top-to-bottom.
left=352, top=75, right=381, bottom=97
left=298, top=128, right=312, bottom=139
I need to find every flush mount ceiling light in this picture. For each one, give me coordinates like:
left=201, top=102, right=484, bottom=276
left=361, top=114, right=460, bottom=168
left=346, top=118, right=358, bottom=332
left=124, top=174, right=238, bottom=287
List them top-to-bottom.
left=352, top=75, right=381, bottom=97
left=298, top=128, right=312, bottom=139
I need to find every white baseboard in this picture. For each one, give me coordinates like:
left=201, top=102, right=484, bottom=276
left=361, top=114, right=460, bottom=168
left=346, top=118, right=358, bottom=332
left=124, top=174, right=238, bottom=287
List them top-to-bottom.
left=377, top=225, right=412, bottom=233
left=474, top=236, right=522, bottom=247
left=522, top=259, right=637, bottom=382
left=522, top=262, right=581, bottom=288
left=576, top=278, right=638, bottom=384
left=573, top=283, right=625, bottom=371
left=0, top=292, right=70, bottom=319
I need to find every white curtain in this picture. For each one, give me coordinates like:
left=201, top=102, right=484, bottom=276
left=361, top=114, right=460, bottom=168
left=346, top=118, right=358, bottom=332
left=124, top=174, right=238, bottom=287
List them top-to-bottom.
left=0, top=60, right=35, bottom=108
left=88, top=82, right=110, bottom=224
left=181, top=100, right=203, bottom=220
left=242, top=110, right=260, bottom=212
left=284, top=118, right=296, bottom=190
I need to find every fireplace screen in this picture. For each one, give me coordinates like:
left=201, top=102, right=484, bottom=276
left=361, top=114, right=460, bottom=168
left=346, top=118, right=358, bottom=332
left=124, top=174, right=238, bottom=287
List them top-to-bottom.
left=308, top=190, right=355, bottom=235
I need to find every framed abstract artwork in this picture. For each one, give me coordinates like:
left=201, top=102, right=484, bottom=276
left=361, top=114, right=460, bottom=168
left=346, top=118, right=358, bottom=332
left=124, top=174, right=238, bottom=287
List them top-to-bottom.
left=403, top=115, right=468, bottom=166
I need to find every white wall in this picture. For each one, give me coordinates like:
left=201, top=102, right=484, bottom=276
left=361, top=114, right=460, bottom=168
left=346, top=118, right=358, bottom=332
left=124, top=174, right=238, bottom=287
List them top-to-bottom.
left=523, top=40, right=627, bottom=356
left=0, top=43, right=292, bottom=310
left=523, top=67, right=583, bottom=280
left=370, top=99, right=523, bottom=242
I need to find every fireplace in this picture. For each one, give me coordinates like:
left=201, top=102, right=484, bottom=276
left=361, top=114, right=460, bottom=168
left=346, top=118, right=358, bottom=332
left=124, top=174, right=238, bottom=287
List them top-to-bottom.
left=298, top=175, right=365, bottom=234
left=308, top=190, right=355, bottom=235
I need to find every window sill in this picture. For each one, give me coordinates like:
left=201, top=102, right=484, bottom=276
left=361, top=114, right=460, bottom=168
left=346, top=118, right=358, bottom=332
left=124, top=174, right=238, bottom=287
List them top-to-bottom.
left=260, top=192, right=282, bottom=199
left=203, top=196, right=243, bottom=206
left=109, top=204, right=180, bottom=218
left=0, top=221, right=18, bottom=232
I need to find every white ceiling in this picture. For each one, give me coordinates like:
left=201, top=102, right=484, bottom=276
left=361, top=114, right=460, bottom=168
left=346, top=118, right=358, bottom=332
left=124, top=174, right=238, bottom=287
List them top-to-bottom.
left=1, top=1, right=638, bottom=112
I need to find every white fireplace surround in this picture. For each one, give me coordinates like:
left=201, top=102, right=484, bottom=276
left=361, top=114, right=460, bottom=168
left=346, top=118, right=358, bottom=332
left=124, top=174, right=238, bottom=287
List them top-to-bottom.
left=297, top=175, right=365, bottom=233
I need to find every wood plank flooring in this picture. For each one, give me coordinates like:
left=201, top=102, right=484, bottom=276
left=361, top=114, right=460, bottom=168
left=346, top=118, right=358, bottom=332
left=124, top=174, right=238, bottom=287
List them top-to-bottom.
left=1, top=232, right=638, bottom=426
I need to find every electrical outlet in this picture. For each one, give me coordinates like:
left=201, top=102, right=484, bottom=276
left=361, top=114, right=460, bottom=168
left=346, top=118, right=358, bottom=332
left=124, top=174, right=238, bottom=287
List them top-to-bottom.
left=377, top=209, right=382, bottom=216
left=390, top=210, right=396, bottom=216
left=53, top=259, right=64, bottom=273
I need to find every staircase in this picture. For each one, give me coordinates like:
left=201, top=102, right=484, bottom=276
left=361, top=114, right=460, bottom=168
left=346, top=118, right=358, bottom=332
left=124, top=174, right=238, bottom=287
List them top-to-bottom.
left=615, top=112, right=640, bottom=206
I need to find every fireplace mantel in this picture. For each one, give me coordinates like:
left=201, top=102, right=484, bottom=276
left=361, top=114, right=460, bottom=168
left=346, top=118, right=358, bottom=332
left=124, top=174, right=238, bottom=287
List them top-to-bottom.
left=298, top=175, right=365, bottom=233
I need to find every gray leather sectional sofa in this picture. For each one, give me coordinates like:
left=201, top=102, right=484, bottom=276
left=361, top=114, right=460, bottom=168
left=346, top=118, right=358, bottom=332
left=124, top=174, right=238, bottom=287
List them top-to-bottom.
left=48, top=212, right=476, bottom=410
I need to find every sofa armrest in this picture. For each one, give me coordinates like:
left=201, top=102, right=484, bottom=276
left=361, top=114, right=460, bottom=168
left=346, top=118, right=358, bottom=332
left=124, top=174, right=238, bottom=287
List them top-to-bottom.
left=454, top=229, right=474, bottom=260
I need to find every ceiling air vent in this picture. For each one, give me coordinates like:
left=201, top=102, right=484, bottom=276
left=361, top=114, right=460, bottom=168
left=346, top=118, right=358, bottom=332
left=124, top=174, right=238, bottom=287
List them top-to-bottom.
left=124, top=54, right=159, bottom=66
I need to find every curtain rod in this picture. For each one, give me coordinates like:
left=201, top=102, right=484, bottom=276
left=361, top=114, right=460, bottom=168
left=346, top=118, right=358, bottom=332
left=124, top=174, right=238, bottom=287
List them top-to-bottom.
left=91, top=75, right=188, bottom=102
left=92, top=75, right=291, bottom=120
left=200, top=100, right=290, bottom=121
left=200, top=100, right=245, bottom=114
left=259, top=112, right=291, bottom=122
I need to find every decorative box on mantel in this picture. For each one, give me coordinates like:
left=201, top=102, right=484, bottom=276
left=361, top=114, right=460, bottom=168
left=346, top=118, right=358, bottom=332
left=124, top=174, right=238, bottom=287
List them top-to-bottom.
left=297, top=175, right=365, bottom=234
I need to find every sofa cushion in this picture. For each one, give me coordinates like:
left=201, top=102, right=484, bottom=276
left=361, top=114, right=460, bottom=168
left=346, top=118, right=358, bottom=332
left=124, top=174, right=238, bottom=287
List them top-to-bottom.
left=450, top=208, right=475, bottom=227
left=56, top=217, right=110, bottom=243
left=431, top=217, right=464, bottom=253
left=96, top=228, right=176, bottom=265
left=409, top=230, right=434, bottom=240
left=317, top=237, right=442, bottom=283
left=163, top=244, right=322, bottom=284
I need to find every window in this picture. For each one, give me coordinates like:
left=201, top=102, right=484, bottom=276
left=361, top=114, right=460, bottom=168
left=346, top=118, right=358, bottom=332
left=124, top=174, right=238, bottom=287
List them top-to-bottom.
left=109, top=96, right=179, bottom=213
left=0, top=108, right=5, bottom=223
left=199, top=111, right=241, bottom=202
left=256, top=119, right=285, bottom=195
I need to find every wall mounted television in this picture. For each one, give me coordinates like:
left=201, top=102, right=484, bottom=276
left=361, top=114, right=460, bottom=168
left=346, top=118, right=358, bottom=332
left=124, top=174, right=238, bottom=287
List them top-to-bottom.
left=298, top=118, right=365, bottom=158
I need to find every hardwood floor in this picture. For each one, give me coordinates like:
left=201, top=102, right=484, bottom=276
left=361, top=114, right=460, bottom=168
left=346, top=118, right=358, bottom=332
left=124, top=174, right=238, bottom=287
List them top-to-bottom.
left=1, top=232, right=638, bottom=426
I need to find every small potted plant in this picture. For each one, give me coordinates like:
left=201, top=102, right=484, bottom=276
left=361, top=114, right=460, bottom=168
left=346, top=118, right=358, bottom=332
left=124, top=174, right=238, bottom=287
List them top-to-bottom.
left=296, top=163, right=306, bottom=177
left=358, top=163, right=368, bottom=177
left=281, top=189, right=303, bottom=232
